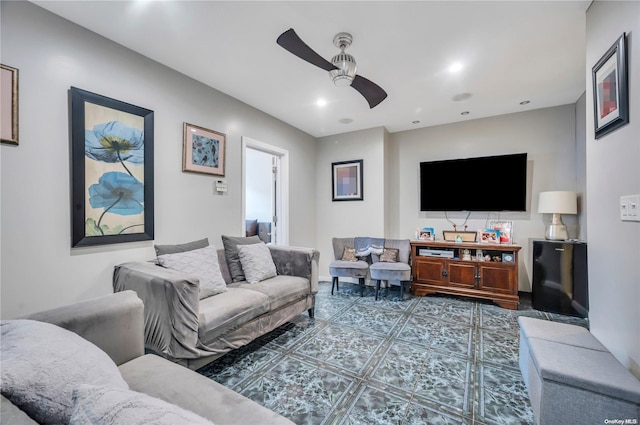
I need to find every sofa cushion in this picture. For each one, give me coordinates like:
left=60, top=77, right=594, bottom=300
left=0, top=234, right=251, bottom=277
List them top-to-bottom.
left=221, top=235, right=262, bottom=282
left=154, top=237, right=209, bottom=257
left=237, top=242, right=277, bottom=284
left=157, top=245, right=227, bottom=300
left=341, top=246, right=357, bottom=261
left=379, top=248, right=399, bottom=262
left=231, top=275, right=310, bottom=311
left=197, top=288, right=270, bottom=342
left=0, top=320, right=128, bottom=425
left=119, top=354, right=295, bottom=425
left=69, top=384, right=214, bottom=425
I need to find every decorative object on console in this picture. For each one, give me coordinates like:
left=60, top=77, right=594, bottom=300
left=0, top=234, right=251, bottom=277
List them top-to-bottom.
left=592, top=33, right=628, bottom=139
left=1, top=64, right=18, bottom=145
left=70, top=87, right=154, bottom=247
left=183, top=122, right=226, bottom=176
left=332, top=159, right=363, bottom=201
left=538, top=191, right=577, bottom=240
left=489, top=220, right=513, bottom=244
left=418, top=227, right=435, bottom=241
left=480, top=229, right=500, bottom=244
left=443, top=230, right=477, bottom=242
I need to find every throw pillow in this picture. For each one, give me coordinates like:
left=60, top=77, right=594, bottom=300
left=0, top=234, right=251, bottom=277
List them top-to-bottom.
left=245, top=219, right=258, bottom=237
left=221, top=235, right=262, bottom=282
left=154, top=238, right=209, bottom=257
left=237, top=242, right=277, bottom=284
left=157, top=245, right=227, bottom=299
left=341, top=246, right=358, bottom=262
left=379, top=248, right=399, bottom=262
left=0, top=320, right=129, bottom=425
left=69, top=384, right=215, bottom=425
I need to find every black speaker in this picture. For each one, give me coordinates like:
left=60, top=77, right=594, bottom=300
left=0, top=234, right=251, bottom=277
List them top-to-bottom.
left=532, top=240, right=588, bottom=318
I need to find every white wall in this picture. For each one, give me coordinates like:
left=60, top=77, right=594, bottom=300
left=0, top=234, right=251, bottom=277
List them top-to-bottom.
left=586, top=0, right=640, bottom=377
left=0, top=2, right=316, bottom=318
left=390, top=105, right=581, bottom=291
left=316, top=127, right=386, bottom=278
left=245, top=149, right=274, bottom=223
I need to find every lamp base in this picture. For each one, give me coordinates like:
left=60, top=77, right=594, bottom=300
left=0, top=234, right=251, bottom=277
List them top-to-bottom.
left=545, top=213, right=568, bottom=240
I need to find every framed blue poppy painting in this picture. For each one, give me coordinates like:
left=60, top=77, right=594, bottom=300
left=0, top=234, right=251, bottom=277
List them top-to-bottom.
left=70, top=87, right=154, bottom=247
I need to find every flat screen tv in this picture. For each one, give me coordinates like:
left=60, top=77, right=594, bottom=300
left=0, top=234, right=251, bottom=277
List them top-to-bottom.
left=420, top=153, right=527, bottom=211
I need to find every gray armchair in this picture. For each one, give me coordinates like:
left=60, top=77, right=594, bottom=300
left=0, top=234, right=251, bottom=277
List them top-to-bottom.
left=328, top=237, right=369, bottom=296
left=369, top=239, right=412, bottom=300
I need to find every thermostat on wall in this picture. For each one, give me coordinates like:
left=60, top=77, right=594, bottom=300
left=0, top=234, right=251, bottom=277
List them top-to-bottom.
left=215, top=179, right=227, bottom=193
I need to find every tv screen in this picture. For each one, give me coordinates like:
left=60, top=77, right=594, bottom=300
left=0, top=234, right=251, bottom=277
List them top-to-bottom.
left=420, top=153, right=527, bottom=211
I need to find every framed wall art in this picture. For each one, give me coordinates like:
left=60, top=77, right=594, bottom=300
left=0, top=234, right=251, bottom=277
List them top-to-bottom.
left=592, top=33, right=628, bottom=139
left=1, top=64, right=19, bottom=145
left=70, top=87, right=154, bottom=247
left=183, top=122, right=226, bottom=176
left=332, top=159, right=363, bottom=201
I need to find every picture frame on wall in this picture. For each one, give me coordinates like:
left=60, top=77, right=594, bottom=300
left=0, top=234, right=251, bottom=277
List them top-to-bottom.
left=592, top=33, right=628, bottom=139
left=1, top=64, right=19, bottom=145
left=70, top=87, right=154, bottom=247
left=183, top=122, right=226, bottom=176
left=332, top=159, right=363, bottom=201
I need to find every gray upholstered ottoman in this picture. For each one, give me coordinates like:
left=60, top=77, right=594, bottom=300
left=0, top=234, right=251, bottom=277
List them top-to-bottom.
left=518, top=317, right=640, bottom=425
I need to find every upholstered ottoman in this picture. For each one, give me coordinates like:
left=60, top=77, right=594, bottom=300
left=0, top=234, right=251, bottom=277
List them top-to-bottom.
left=518, top=317, right=640, bottom=425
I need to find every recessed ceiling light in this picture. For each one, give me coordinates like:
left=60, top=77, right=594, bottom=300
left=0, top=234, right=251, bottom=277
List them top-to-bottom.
left=448, top=62, right=463, bottom=73
left=316, top=98, right=327, bottom=107
left=520, top=100, right=531, bottom=105
left=461, top=111, right=470, bottom=115
left=339, top=118, right=353, bottom=124
left=412, top=120, right=420, bottom=124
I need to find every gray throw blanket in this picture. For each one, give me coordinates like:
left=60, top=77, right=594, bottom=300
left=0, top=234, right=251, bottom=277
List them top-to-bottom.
left=354, top=237, right=385, bottom=257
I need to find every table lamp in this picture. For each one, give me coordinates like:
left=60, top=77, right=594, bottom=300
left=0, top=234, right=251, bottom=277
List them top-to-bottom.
left=538, top=191, right=577, bottom=240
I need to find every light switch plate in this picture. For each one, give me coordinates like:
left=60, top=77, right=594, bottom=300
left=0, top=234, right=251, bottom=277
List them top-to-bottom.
left=620, top=195, right=640, bottom=221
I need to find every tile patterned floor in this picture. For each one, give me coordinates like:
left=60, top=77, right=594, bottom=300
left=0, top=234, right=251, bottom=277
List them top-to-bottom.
left=197, top=282, right=588, bottom=425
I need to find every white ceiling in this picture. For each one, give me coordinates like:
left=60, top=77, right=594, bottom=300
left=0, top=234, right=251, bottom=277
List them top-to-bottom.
left=32, top=1, right=589, bottom=138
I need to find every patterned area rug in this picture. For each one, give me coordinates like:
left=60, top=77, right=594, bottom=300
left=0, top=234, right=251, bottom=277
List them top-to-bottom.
left=197, top=281, right=588, bottom=425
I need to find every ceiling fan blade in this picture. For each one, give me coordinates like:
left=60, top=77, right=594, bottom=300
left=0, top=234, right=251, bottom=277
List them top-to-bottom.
left=277, top=28, right=337, bottom=72
left=351, top=75, right=388, bottom=109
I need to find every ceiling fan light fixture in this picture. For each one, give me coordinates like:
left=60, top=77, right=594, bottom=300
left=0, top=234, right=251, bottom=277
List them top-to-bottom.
left=329, top=52, right=357, bottom=86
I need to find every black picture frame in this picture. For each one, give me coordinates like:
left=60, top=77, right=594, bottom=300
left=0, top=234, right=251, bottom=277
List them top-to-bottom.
left=592, top=33, right=629, bottom=139
left=70, top=87, right=154, bottom=247
left=331, top=159, right=363, bottom=201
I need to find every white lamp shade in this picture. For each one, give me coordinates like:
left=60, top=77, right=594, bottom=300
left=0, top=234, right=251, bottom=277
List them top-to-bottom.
left=538, top=191, right=577, bottom=214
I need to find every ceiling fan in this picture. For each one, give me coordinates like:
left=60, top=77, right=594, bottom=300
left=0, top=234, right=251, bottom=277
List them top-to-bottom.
left=276, top=28, right=388, bottom=109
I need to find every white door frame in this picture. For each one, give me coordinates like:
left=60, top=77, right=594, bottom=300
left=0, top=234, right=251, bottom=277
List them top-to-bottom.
left=241, top=136, right=289, bottom=245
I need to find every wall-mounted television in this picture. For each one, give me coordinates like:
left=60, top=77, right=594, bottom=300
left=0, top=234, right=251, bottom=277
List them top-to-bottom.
left=420, top=153, right=527, bottom=212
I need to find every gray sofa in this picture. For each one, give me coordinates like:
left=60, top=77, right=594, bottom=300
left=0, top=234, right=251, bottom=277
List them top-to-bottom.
left=113, top=242, right=319, bottom=370
left=1, top=290, right=294, bottom=425
left=518, top=316, right=640, bottom=424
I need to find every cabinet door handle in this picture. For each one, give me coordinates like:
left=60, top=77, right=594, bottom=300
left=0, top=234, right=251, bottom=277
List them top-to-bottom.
left=555, top=248, right=565, bottom=251
left=442, top=269, right=448, bottom=277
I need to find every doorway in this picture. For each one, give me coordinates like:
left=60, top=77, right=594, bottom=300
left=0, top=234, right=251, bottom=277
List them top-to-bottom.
left=242, top=137, right=288, bottom=245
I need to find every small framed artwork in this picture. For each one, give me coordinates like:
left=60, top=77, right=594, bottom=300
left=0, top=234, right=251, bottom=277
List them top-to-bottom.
left=592, top=33, right=628, bottom=139
left=1, top=64, right=19, bottom=145
left=70, top=87, right=154, bottom=247
left=183, top=122, right=226, bottom=176
left=332, top=159, right=363, bottom=201
left=489, top=220, right=513, bottom=244
left=419, top=227, right=435, bottom=241
left=480, top=230, right=500, bottom=244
